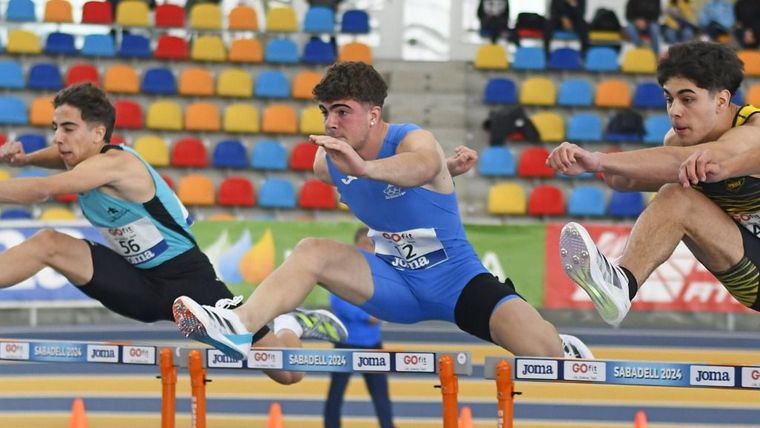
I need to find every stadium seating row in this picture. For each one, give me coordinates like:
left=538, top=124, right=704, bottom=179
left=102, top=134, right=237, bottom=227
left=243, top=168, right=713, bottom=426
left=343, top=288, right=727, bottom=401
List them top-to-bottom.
left=3, top=0, right=370, bottom=34
left=1, top=29, right=372, bottom=64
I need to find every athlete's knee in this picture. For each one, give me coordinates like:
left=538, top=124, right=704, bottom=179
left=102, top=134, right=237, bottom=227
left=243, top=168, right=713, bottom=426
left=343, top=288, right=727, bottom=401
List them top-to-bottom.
left=28, top=229, right=70, bottom=261
left=290, top=237, right=347, bottom=273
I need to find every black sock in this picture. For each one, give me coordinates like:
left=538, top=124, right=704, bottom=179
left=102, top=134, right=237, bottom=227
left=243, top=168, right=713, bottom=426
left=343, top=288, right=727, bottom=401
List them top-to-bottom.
left=620, top=266, right=638, bottom=300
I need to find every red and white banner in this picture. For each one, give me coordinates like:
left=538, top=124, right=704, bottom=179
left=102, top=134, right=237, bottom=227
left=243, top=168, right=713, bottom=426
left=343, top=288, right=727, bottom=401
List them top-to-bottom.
left=543, top=223, right=753, bottom=313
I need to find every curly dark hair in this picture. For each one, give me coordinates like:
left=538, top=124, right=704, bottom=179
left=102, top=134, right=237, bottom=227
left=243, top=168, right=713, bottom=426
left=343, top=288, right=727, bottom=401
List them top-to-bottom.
left=657, top=41, right=744, bottom=97
left=313, top=62, right=388, bottom=107
left=53, top=83, right=116, bottom=143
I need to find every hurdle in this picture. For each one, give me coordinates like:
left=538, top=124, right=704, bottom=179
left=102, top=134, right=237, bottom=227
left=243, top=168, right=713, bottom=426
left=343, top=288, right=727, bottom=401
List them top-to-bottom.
left=0, top=337, right=472, bottom=427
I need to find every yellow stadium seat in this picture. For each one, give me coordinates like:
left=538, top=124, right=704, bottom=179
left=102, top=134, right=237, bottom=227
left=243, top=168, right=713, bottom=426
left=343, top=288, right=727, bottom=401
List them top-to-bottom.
left=44, top=0, right=73, bottom=23
left=116, top=0, right=149, bottom=27
left=189, top=3, right=222, bottom=30
left=228, top=5, right=259, bottom=31
left=266, top=6, right=298, bottom=32
left=7, top=29, right=42, bottom=54
left=589, top=31, right=622, bottom=42
left=191, top=35, right=226, bottom=62
left=229, top=38, right=263, bottom=63
left=338, top=42, right=372, bottom=64
left=474, top=44, right=508, bottom=70
left=621, top=47, right=657, bottom=74
left=738, top=50, right=760, bottom=77
left=103, top=64, right=139, bottom=94
left=178, top=67, right=215, bottom=97
left=217, top=68, right=253, bottom=98
left=292, top=70, right=322, bottom=100
left=519, top=77, right=556, bottom=106
left=595, top=79, right=631, bottom=108
left=746, top=83, right=760, bottom=106
left=30, top=96, right=54, bottom=127
left=146, top=101, right=183, bottom=131
left=185, top=102, right=220, bottom=132
left=223, top=104, right=259, bottom=133
left=262, top=104, right=297, bottom=134
left=300, top=106, right=324, bottom=134
left=531, top=112, right=565, bottom=142
left=133, top=135, right=170, bottom=167
left=0, top=169, right=11, bottom=181
left=178, top=174, right=214, bottom=206
left=488, top=183, right=526, bottom=215
left=40, top=207, right=76, bottom=221
left=208, top=212, right=236, bottom=221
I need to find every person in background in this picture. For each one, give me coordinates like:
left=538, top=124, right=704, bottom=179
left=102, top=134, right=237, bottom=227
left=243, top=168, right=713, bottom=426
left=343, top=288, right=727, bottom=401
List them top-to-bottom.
left=477, top=0, right=511, bottom=44
left=543, top=0, right=588, bottom=55
left=624, top=0, right=662, bottom=54
left=662, top=0, right=697, bottom=44
left=697, top=0, right=734, bottom=43
left=733, top=0, right=760, bottom=49
left=323, top=226, right=394, bottom=428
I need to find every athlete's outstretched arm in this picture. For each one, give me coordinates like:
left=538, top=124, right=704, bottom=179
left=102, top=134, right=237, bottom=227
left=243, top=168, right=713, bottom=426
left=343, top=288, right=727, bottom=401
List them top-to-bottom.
left=0, top=142, right=66, bottom=169
left=447, top=145, right=478, bottom=177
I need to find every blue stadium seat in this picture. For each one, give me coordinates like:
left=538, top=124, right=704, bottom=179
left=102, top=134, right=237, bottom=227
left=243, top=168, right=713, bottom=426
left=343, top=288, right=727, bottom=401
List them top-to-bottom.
left=6, top=0, right=36, bottom=22
left=303, top=6, right=335, bottom=33
left=340, top=9, right=369, bottom=34
left=552, top=30, right=578, bottom=40
left=45, top=32, right=77, bottom=55
left=82, top=34, right=115, bottom=57
left=119, top=34, right=151, bottom=58
left=264, top=38, right=299, bottom=64
left=302, top=38, right=336, bottom=64
left=512, top=46, right=545, bottom=70
left=585, top=47, right=619, bottom=72
left=549, top=48, right=582, bottom=71
left=0, top=61, right=24, bottom=89
left=28, top=63, right=63, bottom=91
left=141, top=68, right=177, bottom=95
left=254, top=70, right=290, bottom=98
left=483, top=78, right=517, bottom=105
left=557, top=79, right=593, bottom=107
left=633, top=82, right=665, bottom=109
left=734, top=89, right=745, bottom=106
left=0, top=96, right=27, bottom=124
left=566, top=113, right=603, bottom=142
left=643, top=114, right=671, bottom=145
left=17, top=133, right=46, bottom=153
left=213, top=139, right=248, bottom=169
left=251, top=139, right=288, bottom=170
left=478, top=146, right=515, bottom=177
left=17, top=168, right=48, bottom=178
left=258, top=178, right=296, bottom=208
left=568, top=186, right=605, bottom=217
left=608, top=191, right=645, bottom=218
left=1, top=208, right=33, bottom=219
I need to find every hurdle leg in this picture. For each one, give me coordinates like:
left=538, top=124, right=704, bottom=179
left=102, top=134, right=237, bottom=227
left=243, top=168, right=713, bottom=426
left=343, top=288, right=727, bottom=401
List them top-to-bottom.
left=159, top=348, right=176, bottom=428
left=188, top=350, right=207, bottom=428
left=437, top=354, right=459, bottom=428
left=496, top=360, right=515, bottom=428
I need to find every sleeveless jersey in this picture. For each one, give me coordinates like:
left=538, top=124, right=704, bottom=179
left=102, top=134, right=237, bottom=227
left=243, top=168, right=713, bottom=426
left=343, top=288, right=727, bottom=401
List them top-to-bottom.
left=695, top=104, right=760, bottom=237
left=326, top=123, right=487, bottom=280
left=78, top=145, right=196, bottom=268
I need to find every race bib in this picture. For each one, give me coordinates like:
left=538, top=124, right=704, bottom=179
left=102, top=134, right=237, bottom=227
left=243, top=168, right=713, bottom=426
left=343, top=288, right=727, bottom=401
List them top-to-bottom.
left=735, top=213, right=760, bottom=237
left=100, top=217, right=168, bottom=265
left=369, top=227, right=448, bottom=270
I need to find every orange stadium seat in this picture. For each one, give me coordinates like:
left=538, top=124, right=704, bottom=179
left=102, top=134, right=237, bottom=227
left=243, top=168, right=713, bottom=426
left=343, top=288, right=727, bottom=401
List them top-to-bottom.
left=44, top=0, right=73, bottom=23
left=155, top=3, right=184, bottom=28
left=189, top=3, right=222, bottom=30
left=228, top=5, right=259, bottom=31
left=229, top=38, right=263, bottom=63
left=338, top=42, right=373, bottom=64
left=738, top=50, right=760, bottom=77
left=103, top=64, right=139, bottom=94
left=178, top=67, right=215, bottom=97
left=292, top=70, right=322, bottom=100
left=595, top=79, right=631, bottom=108
left=747, top=83, right=760, bottom=106
left=29, top=96, right=54, bottom=126
left=185, top=102, right=220, bottom=132
left=223, top=104, right=259, bottom=133
left=262, top=104, right=297, bottom=134
left=133, top=135, right=169, bottom=167
left=171, top=137, right=208, bottom=168
left=290, top=140, right=318, bottom=171
left=177, top=174, right=215, bottom=206
left=218, top=177, right=256, bottom=207
left=299, top=179, right=336, bottom=209
left=487, top=183, right=526, bottom=215
left=527, top=185, right=565, bottom=216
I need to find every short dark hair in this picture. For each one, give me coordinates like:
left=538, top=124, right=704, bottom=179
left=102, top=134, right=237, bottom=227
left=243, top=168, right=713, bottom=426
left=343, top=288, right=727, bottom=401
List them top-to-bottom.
left=657, top=41, right=744, bottom=97
left=313, top=62, right=388, bottom=107
left=53, top=83, right=116, bottom=143
left=354, top=226, right=370, bottom=244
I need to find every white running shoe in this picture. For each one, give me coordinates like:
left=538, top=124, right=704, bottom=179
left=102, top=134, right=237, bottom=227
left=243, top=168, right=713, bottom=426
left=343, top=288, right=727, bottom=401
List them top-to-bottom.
left=559, top=222, right=632, bottom=326
left=173, top=295, right=253, bottom=361
left=294, top=308, right=348, bottom=343
left=559, top=334, right=594, bottom=359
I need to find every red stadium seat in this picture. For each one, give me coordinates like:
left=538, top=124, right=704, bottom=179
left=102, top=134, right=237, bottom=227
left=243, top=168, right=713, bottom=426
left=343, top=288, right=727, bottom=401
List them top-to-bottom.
left=82, top=1, right=113, bottom=24
left=155, top=3, right=184, bottom=28
left=155, top=35, right=189, bottom=60
left=66, top=63, right=100, bottom=86
left=114, top=100, right=143, bottom=130
left=171, top=137, right=208, bottom=168
left=289, top=140, right=318, bottom=171
left=517, top=147, right=554, bottom=178
left=218, top=176, right=256, bottom=207
left=298, top=179, right=336, bottom=209
left=527, top=185, right=565, bottom=216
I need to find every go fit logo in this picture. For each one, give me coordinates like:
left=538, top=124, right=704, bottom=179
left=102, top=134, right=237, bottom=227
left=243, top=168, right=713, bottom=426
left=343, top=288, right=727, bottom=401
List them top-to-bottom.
left=0, top=341, right=30, bottom=360
left=121, top=346, right=156, bottom=365
left=247, top=350, right=283, bottom=369
left=395, top=352, right=435, bottom=373
left=563, top=360, right=606, bottom=382
left=742, top=367, right=760, bottom=388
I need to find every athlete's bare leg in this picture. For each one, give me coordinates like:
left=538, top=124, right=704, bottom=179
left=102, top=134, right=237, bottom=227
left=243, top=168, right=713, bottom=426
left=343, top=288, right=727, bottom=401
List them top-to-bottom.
left=489, top=299, right=563, bottom=357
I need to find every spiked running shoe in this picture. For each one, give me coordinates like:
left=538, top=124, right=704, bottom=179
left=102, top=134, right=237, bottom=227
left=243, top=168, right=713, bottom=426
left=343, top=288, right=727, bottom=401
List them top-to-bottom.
left=559, top=222, right=631, bottom=327
left=173, top=295, right=253, bottom=360
left=294, top=308, right=348, bottom=343
left=559, top=334, right=594, bottom=359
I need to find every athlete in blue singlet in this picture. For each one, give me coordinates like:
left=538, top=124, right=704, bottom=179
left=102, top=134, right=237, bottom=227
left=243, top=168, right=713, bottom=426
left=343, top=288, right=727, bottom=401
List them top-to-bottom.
left=173, top=62, right=593, bottom=361
left=0, top=83, right=347, bottom=385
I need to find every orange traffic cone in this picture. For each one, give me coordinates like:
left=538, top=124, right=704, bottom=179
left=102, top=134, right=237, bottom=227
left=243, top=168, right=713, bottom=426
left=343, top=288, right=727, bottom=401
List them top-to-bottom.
left=69, top=398, right=88, bottom=428
left=267, top=402, right=284, bottom=428
left=458, top=405, right=473, bottom=428
left=634, top=410, right=648, bottom=428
